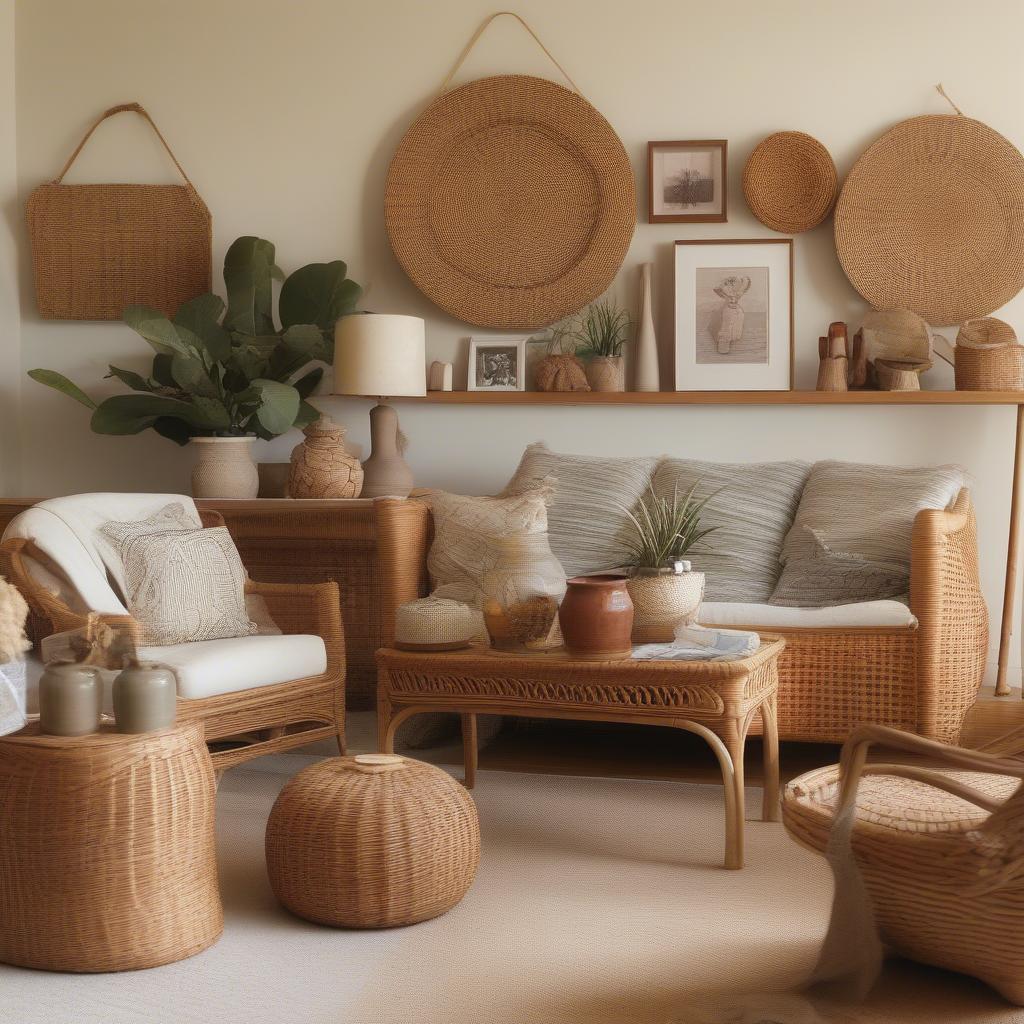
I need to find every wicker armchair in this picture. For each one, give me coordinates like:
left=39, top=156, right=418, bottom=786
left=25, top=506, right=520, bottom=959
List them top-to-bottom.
left=373, top=488, right=987, bottom=744
left=1, top=496, right=345, bottom=770
left=783, top=724, right=1024, bottom=1004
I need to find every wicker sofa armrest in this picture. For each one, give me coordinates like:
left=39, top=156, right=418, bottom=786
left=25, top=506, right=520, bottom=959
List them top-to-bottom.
left=909, top=488, right=988, bottom=741
left=373, top=498, right=432, bottom=647
left=245, top=579, right=345, bottom=675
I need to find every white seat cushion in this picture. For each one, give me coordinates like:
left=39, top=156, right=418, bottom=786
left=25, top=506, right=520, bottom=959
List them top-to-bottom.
left=698, top=599, right=917, bottom=629
left=137, top=634, right=327, bottom=700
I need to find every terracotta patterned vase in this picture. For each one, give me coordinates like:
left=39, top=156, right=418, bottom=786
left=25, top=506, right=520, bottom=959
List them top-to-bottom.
left=190, top=436, right=259, bottom=499
left=558, top=574, right=634, bottom=660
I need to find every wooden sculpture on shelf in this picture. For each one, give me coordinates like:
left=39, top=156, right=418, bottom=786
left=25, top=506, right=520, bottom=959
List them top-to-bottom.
left=816, top=322, right=849, bottom=391
left=288, top=416, right=364, bottom=499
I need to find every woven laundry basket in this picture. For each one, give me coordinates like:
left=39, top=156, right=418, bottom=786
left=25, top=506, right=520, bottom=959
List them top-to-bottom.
left=385, top=74, right=635, bottom=329
left=27, top=103, right=211, bottom=320
left=835, top=114, right=1024, bottom=325
left=743, top=131, right=837, bottom=233
left=955, top=317, right=1024, bottom=390
left=265, top=754, right=480, bottom=928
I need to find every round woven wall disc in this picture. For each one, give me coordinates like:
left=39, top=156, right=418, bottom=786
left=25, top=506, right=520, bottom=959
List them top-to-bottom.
left=385, top=75, right=636, bottom=329
left=835, top=114, right=1024, bottom=326
left=743, top=131, right=837, bottom=234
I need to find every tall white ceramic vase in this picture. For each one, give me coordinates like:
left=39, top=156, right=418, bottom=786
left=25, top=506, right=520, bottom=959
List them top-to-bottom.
left=634, top=263, right=660, bottom=392
left=190, top=436, right=259, bottom=499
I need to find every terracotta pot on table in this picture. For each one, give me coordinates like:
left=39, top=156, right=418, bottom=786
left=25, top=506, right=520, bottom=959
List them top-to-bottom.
left=558, top=574, right=634, bottom=660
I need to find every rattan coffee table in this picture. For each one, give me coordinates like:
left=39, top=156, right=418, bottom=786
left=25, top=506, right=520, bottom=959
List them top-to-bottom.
left=376, top=638, right=784, bottom=869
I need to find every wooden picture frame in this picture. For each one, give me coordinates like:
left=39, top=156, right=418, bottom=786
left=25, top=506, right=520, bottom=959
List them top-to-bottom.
left=648, top=140, right=728, bottom=224
left=673, top=238, right=794, bottom=391
left=466, top=336, right=528, bottom=392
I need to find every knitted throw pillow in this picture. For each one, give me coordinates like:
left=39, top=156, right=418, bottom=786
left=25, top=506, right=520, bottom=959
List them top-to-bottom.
left=117, top=527, right=257, bottom=645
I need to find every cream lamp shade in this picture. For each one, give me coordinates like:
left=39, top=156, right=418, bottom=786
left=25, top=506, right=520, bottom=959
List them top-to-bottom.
left=333, top=314, right=426, bottom=397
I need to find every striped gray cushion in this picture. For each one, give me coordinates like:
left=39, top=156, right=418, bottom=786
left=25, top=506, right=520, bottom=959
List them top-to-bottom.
left=503, top=443, right=658, bottom=578
left=651, top=459, right=811, bottom=602
left=771, top=460, right=966, bottom=606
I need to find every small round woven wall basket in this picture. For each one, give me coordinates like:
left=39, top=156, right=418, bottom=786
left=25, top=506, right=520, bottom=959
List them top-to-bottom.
left=385, top=74, right=636, bottom=329
left=835, top=115, right=1024, bottom=326
left=742, top=131, right=837, bottom=233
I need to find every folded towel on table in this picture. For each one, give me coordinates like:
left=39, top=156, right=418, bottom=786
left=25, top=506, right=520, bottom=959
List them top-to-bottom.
left=631, top=624, right=761, bottom=662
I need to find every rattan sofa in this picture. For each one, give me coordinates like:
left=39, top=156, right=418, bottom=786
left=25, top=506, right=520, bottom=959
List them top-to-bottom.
left=373, top=488, right=987, bottom=745
left=1, top=495, right=346, bottom=769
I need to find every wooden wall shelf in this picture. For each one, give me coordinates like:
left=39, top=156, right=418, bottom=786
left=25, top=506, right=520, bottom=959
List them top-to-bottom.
left=398, top=390, right=1024, bottom=406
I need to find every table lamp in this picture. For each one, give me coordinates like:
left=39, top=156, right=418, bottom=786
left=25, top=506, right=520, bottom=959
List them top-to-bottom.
left=333, top=313, right=426, bottom=498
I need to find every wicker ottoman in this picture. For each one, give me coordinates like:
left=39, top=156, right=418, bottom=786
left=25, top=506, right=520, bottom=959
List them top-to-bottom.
left=0, top=723, right=222, bottom=972
left=265, top=754, right=480, bottom=928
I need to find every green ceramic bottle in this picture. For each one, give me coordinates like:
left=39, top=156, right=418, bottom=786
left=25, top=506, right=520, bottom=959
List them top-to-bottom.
left=39, top=662, right=103, bottom=737
left=113, top=662, right=177, bottom=734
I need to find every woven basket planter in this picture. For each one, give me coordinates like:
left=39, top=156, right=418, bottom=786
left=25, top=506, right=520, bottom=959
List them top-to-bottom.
left=955, top=318, right=1024, bottom=390
left=585, top=356, right=625, bottom=393
left=626, top=571, right=704, bottom=642
left=265, top=754, right=480, bottom=928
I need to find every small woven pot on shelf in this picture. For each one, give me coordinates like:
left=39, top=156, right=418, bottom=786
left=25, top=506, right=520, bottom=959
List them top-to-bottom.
left=955, top=318, right=1024, bottom=390
left=535, top=354, right=590, bottom=392
left=585, top=355, right=625, bottom=393
left=627, top=568, right=705, bottom=642
left=265, top=754, right=480, bottom=928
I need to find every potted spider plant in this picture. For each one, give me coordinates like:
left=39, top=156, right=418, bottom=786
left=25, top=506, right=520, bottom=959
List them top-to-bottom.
left=575, top=298, right=631, bottom=393
left=622, top=481, right=721, bottom=641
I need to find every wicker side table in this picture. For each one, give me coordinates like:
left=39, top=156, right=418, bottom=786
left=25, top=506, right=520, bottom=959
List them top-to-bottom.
left=377, top=639, right=784, bottom=870
left=0, top=722, right=222, bottom=972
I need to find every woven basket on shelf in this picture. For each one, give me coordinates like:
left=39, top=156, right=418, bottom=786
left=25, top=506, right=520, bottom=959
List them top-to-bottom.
left=385, top=74, right=635, bottom=329
left=27, top=103, right=211, bottom=320
left=835, top=115, right=1024, bottom=326
left=742, top=131, right=837, bottom=233
left=955, top=317, right=1024, bottom=390
left=0, top=723, right=221, bottom=972
left=266, top=754, right=480, bottom=928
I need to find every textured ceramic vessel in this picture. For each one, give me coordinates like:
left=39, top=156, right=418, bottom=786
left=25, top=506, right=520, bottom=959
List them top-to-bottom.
left=634, top=262, right=660, bottom=392
left=534, top=354, right=590, bottom=392
left=585, top=356, right=625, bottom=393
left=288, top=416, right=364, bottom=499
left=190, top=436, right=259, bottom=499
left=627, top=568, right=705, bottom=642
left=558, top=574, right=634, bottom=660
left=39, top=662, right=102, bottom=736
left=113, top=662, right=177, bottom=734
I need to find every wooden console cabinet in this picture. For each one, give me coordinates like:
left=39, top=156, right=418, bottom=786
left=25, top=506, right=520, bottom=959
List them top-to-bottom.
left=0, top=498, right=383, bottom=709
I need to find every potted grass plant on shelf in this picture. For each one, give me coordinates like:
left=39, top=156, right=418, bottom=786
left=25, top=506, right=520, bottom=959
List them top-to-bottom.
left=29, top=236, right=361, bottom=498
left=575, top=298, right=631, bottom=393
left=622, top=481, right=720, bottom=641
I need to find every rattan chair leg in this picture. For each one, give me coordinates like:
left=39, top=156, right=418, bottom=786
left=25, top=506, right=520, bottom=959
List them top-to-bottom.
left=762, top=695, right=781, bottom=822
left=461, top=713, right=478, bottom=789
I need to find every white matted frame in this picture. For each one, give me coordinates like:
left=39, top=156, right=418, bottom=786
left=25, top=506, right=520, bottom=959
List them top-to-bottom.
left=674, top=239, right=793, bottom=392
left=467, top=336, right=528, bottom=392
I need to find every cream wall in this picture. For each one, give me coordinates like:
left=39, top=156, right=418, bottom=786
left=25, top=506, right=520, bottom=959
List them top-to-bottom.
left=9, top=0, right=1024, bottom=678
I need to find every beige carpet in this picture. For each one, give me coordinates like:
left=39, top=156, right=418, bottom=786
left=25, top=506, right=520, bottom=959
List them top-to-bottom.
left=2, top=754, right=1023, bottom=1024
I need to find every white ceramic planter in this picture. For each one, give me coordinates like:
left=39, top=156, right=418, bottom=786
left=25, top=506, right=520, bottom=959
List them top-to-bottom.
left=190, top=436, right=259, bottom=499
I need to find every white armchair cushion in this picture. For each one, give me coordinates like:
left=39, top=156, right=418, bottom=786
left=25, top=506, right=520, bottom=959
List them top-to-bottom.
left=3, top=494, right=202, bottom=614
left=137, top=634, right=328, bottom=699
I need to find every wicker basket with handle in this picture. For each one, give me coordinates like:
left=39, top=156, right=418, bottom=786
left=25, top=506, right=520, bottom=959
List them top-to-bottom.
left=27, top=102, right=212, bottom=320
left=955, top=317, right=1024, bottom=391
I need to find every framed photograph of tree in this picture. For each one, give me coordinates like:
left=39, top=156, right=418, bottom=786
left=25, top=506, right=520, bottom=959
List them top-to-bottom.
left=648, top=140, right=728, bottom=224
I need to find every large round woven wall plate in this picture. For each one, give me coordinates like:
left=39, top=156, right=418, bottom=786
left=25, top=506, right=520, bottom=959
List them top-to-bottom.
left=385, top=75, right=636, bottom=330
left=834, top=114, right=1024, bottom=326
left=742, top=131, right=837, bottom=234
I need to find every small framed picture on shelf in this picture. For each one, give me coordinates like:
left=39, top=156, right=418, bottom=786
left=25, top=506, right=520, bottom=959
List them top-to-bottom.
left=648, top=140, right=728, bottom=223
left=674, top=238, right=793, bottom=392
left=467, top=336, right=528, bottom=392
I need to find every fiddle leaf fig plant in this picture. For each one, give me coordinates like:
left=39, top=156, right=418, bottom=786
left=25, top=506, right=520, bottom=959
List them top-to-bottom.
left=29, top=236, right=361, bottom=445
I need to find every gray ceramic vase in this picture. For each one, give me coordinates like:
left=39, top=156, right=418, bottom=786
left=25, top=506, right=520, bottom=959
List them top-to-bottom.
left=39, top=662, right=103, bottom=737
left=113, top=662, right=177, bottom=734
